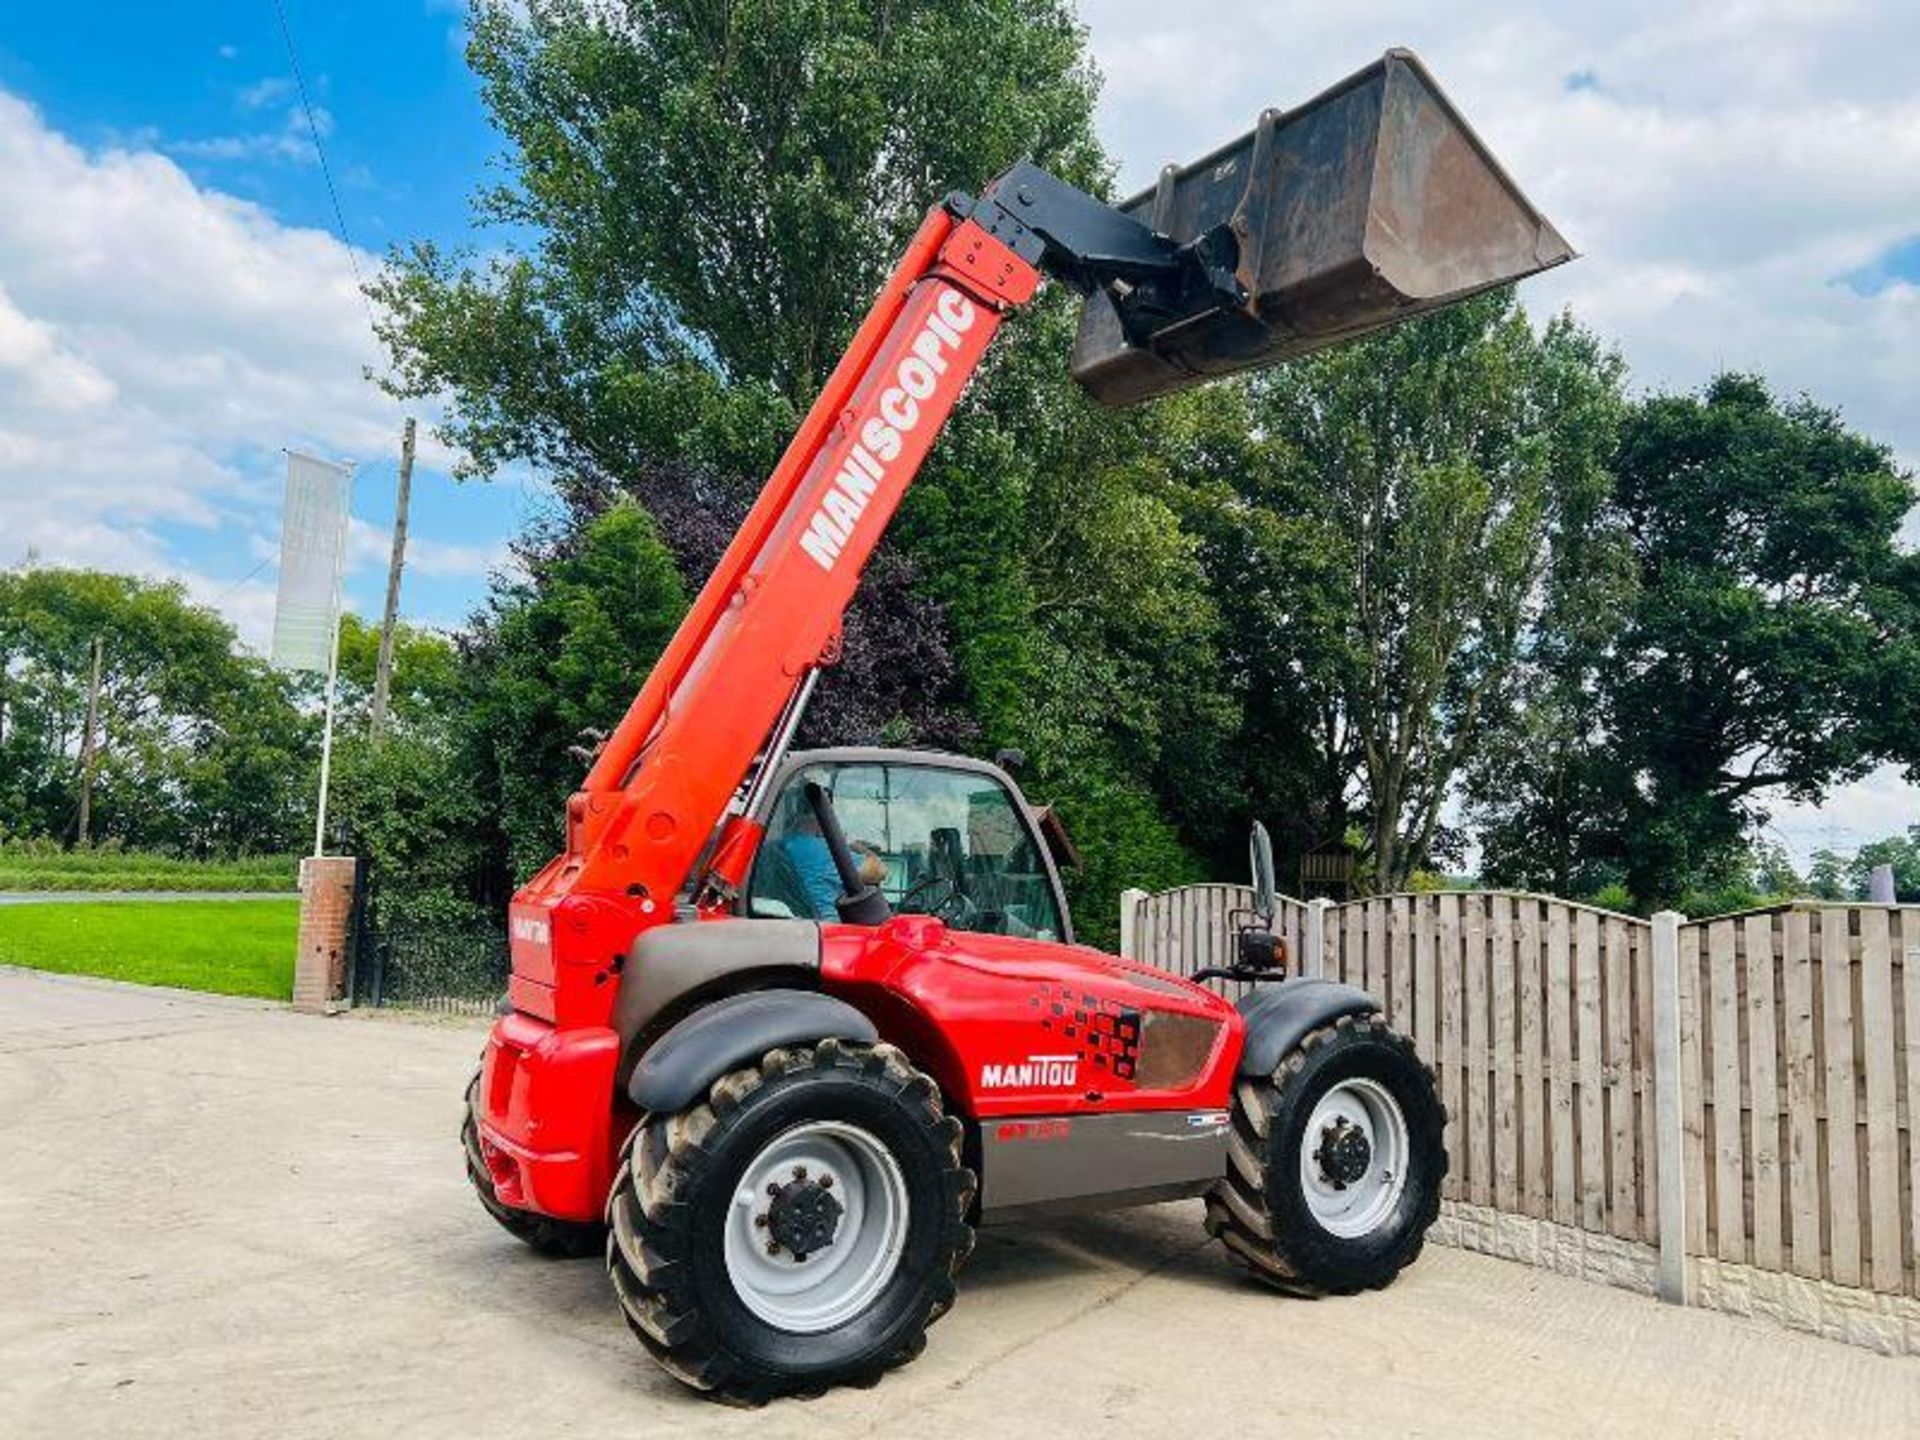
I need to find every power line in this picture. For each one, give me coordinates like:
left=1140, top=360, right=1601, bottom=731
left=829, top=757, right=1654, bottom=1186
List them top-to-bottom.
left=270, top=0, right=381, bottom=339
left=211, top=555, right=274, bottom=608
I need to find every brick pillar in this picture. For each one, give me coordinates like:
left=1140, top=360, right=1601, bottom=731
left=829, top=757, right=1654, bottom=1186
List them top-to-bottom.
left=294, top=855, right=359, bottom=1014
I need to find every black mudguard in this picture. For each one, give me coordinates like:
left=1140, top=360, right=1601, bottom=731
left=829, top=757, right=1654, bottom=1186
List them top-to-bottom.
left=1235, top=978, right=1379, bottom=1078
left=627, top=989, right=879, bottom=1114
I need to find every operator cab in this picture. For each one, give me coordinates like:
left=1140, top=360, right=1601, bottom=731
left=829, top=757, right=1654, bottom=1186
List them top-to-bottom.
left=741, top=748, right=1073, bottom=944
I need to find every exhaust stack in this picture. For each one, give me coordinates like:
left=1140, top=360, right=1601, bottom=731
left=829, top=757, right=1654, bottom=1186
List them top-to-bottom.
left=1070, top=49, right=1574, bottom=407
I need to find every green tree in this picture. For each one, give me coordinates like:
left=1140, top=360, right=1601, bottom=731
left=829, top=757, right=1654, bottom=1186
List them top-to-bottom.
left=372, top=0, right=1102, bottom=480
left=1245, top=292, right=1627, bottom=892
left=1602, top=375, right=1920, bottom=906
left=464, top=500, right=689, bottom=880
left=0, top=568, right=312, bottom=854
left=331, top=613, right=463, bottom=736
left=324, top=616, right=486, bottom=922
left=1806, top=847, right=1852, bottom=900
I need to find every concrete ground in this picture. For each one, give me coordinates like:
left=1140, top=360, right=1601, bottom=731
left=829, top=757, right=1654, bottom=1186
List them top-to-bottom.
left=3, top=966, right=1915, bottom=1439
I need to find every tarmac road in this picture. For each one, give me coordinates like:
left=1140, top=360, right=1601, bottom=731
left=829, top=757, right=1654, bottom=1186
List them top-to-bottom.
left=2, top=964, right=1915, bottom=1439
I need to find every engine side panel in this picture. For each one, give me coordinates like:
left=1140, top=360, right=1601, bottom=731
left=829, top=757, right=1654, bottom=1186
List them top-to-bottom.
left=821, top=914, right=1243, bottom=1119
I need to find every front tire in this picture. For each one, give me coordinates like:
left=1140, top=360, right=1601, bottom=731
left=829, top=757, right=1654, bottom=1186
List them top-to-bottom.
left=1206, top=1013, right=1445, bottom=1294
left=607, top=1038, right=974, bottom=1404
left=461, top=1072, right=606, bottom=1258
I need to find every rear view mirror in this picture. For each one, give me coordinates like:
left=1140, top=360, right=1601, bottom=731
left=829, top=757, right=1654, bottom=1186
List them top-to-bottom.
left=1071, top=48, right=1574, bottom=406
left=1249, top=821, right=1278, bottom=926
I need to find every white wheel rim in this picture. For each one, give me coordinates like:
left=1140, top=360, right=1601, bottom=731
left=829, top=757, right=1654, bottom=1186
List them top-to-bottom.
left=1299, top=1077, right=1409, bottom=1239
left=721, top=1120, right=909, bottom=1334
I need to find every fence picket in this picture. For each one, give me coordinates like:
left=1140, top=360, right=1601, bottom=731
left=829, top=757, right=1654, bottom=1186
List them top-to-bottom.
left=1438, top=892, right=1464, bottom=1204
left=1414, top=894, right=1437, bottom=1068
left=1490, top=894, right=1518, bottom=1214
left=1391, top=895, right=1413, bottom=1034
left=1465, top=895, right=1492, bottom=1207
left=1364, top=898, right=1384, bottom=1004
left=1516, top=898, right=1546, bottom=1218
left=1344, top=901, right=1364, bottom=990
left=1547, top=901, right=1576, bottom=1226
left=1576, top=908, right=1606, bottom=1232
left=1821, top=908, right=1862, bottom=1286
left=1859, top=909, right=1901, bottom=1294
left=1781, top=910, right=1821, bottom=1280
left=1744, top=912, right=1782, bottom=1270
left=1605, top=914, right=1636, bottom=1240
left=1708, top=919, right=1746, bottom=1263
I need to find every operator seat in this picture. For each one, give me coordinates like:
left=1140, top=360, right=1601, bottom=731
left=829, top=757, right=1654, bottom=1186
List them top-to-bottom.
left=748, top=837, right=818, bottom=920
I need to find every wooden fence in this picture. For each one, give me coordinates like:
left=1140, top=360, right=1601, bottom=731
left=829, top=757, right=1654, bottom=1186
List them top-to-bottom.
left=1119, top=885, right=1920, bottom=1350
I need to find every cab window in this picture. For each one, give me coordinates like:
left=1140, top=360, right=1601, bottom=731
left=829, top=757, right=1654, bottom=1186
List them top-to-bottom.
left=748, top=762, right=1065, bottom=941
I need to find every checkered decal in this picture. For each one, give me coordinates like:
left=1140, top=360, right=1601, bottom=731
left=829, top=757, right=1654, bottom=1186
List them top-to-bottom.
left=1029, top=984, right=1142, bottom=1080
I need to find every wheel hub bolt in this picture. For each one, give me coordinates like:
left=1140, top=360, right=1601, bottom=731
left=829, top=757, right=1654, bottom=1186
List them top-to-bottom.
left=1315, top=1117, right=1372, bottom=1190
left=764, top=1170, right=845, bottom=1262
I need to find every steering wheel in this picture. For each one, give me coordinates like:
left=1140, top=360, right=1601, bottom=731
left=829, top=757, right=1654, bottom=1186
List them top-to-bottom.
left=898, top=874, right=978, bottom=926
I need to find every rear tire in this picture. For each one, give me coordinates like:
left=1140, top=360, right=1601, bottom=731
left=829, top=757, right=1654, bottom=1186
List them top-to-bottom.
left=1206, top=1013, right=1445, bottom=1295
left=606, top=1039, right=974, bottom=1405
left=461, top=1072, right=605, bottom=1259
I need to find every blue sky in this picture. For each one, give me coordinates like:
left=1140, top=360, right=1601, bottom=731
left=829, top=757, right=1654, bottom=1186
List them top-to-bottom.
left=0, top=1, right=1916, bottom=864
left=0, top=1, right=532, bottom=633
left=0, top=3, right=485, bottom=250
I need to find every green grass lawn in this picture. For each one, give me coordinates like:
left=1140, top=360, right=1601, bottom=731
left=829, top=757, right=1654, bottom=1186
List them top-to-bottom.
left=0, top=900, right=300, bottom=999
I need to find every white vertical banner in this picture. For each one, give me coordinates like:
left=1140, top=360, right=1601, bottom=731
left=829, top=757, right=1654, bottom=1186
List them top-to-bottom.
left=270, top=452, right=354, bottom=855
left=270, top=453, right=354, bottom=673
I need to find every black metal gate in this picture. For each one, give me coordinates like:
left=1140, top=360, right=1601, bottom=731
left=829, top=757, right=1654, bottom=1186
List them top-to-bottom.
left=348, top=859, right=509, bottom=1014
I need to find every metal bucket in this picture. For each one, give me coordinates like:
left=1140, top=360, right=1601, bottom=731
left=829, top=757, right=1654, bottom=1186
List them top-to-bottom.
left=1070, top=49, right=1574, bottom=406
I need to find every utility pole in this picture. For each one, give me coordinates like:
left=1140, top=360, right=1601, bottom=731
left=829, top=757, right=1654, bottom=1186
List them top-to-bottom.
left=369, top=416, right=415, bottom=741
left=76, top=634, right=103, bottom=847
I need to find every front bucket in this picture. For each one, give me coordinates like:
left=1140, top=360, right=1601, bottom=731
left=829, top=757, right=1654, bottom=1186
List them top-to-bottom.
left=1070, top=48, right=1574, bottom=406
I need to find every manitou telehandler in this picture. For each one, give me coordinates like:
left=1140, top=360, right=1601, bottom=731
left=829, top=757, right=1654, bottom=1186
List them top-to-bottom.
left=462, top=50, right=1573, bottom=1402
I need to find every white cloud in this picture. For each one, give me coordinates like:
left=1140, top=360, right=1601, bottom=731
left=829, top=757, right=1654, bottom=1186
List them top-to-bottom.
left=1080, top=0, right=1920, bottom=848
left=237, top=77, right=294, bottom=111
left=0, top=88, right=413, bottom=645
left=169, top=103, right=332, bottom=165
left=0, top=281, right=117, bottom=410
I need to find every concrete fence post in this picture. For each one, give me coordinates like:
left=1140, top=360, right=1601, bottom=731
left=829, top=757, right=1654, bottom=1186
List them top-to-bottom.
left=294, top=855, right=359, bottom=1015
left=1118, top=887, right=1150, bottom=961
left=1304, top=897, right=1334, bottom=979
left=1651, top=908, right=1689, bottom=1305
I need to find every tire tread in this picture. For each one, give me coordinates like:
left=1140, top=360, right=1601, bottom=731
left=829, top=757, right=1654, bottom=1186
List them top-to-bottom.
left=1207, top=1014, right=1446, bottom=1296
left=605, top=1041, right=973, bottom=1405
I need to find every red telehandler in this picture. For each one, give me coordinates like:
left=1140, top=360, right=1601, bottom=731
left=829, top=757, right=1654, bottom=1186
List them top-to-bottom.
left=462, top=50, right=1573, bottom=1402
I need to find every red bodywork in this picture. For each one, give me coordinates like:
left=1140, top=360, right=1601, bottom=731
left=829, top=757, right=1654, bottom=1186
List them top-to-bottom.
left=472, top=204, right=1239, bottom=1224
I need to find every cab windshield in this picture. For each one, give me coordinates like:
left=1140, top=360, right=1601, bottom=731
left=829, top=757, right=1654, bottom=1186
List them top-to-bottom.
left=748, top=762, right=1064, bottom=941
